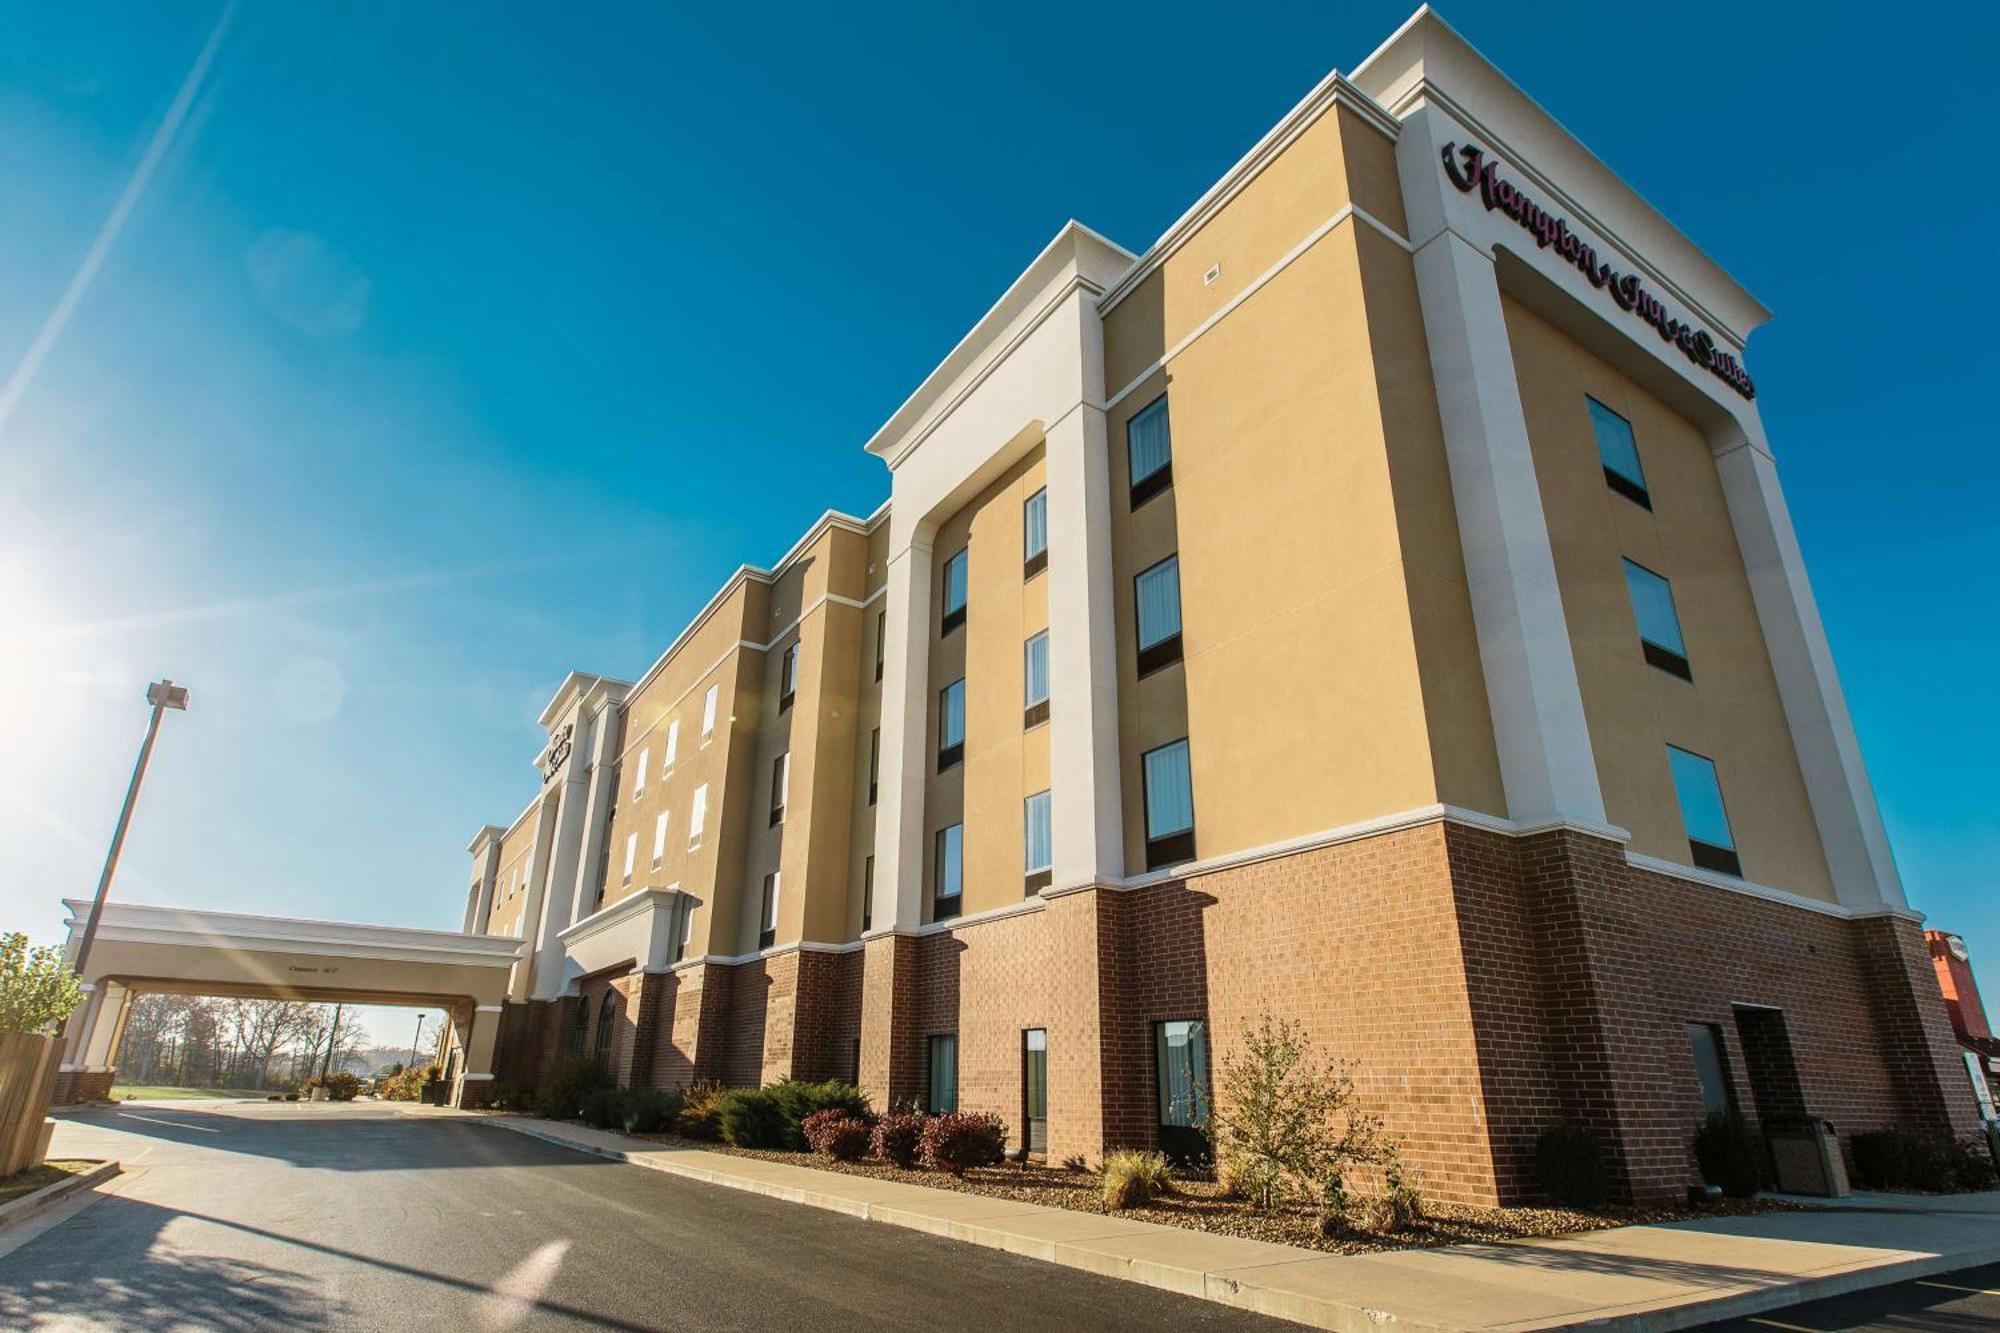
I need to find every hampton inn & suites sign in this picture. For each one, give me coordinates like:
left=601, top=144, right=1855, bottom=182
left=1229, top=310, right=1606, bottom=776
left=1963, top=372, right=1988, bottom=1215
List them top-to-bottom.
left=1442, top=142, right=1755, bottom=400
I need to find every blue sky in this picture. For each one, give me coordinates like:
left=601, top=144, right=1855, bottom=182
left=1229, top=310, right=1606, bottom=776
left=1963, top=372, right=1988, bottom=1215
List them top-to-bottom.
left=3, top=0, right=1995, bottom=1048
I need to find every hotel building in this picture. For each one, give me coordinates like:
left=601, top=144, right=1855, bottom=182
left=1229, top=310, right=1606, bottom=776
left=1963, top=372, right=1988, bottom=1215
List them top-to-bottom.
left=452, top=8, right=1977, bottom=1205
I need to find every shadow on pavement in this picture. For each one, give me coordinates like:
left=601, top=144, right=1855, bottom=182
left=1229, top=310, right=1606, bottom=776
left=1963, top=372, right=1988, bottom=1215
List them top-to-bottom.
left=53, top=1102, right=618, bottom=1173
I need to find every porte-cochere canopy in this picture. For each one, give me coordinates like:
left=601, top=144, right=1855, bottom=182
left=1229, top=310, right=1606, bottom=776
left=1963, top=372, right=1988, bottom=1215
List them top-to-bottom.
left=56, top=899, right=521, bottom=1106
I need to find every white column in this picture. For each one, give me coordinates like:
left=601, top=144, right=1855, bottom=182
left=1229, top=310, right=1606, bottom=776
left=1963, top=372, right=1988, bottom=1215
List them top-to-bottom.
left=1397, top=105, right=1606, bottom=828
left=1044, top=402, right=1126, bottom=887
left=1712, top=420, right=1905, bottom=910
left=870, top=536, right=933, bottom=930
left=566, top=698, right=624, bottom=927
left=463, top=827, right=502, bottom=933
left=81, top=982, right=130, bottom=1069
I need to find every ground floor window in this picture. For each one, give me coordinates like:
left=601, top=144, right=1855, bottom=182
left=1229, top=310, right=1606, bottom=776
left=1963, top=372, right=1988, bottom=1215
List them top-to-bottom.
left=594, top=993, right=619, bottom=1072
left=568, top=995, right=591, bottom=1057
left=1155, top=1018, right=1210, bottom=1164
left=1686, top=1021, right=1736, bottom=1117
left=1023, top=1029, right=1048, bottom=1155
left=928, top=1034, right=958, bottom=1113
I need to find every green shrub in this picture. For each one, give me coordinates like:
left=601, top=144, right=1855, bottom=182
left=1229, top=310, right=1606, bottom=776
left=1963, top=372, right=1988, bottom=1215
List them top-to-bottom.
left=533, top=1056, right=612, bottom=1121
left=377, top=1066, right=429, bottom=1102
left=305, top=1071, right=362, bottom=1102
left=768, top=1080, right=871, bottom=1147
left=485, top=1081, right=527, bottom=1111
left=675, top=1082, right=730, bottom=1140
left=581, top=1087, right=628, bottom=1131
left=621, top=1087, right=682, bottom=1134
left=718, top=1088, right=790, bottom=1149
left=802, top=1109, right=872, bottom=1160
left=919, top=1111, right=1007, bottom=1175
left=872, top=1112, right=926, bottom=1167
left=1693, top=1112, right=1760, bottom=1198
left=1533, top=1125, right=1611, bottom=1208
left=1851, top=1128, right=1997, bottom=1193
left=1101, top=1149, right=1176, bottom=1210
left=1359, top=1158, right=1424, bottom=1234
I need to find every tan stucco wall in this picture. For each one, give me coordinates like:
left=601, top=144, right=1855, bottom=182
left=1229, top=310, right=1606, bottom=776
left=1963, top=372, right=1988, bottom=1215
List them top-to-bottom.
left=1102, top=103, right=1449, bottom=868
left=1502, top=296, right=1836, bottom=899
left=923, top=450, right=1049, bottom=919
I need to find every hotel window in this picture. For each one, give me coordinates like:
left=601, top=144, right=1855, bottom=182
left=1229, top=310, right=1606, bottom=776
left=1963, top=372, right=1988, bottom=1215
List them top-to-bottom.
left=1128, top=394, right=1173, bottom=508
left=1590, top=397, right=1650, bottom=509
left=1023, top=487, right=1048, bottom=578
left=941, top=547, right=969, bottom=635
left=1135, top=555, right=1184, bottom=676
left=1624, top=559, right=1691, bottom=680
left=874, top=610, right=886, bottom=682
left=1023, top=631, right=1050, bottom=727
left=778, top=642, right=799, bottom=713
left=938, top=678, right=966, bottom=771
left=700, top=683, right=720, bottom=738
left=663, top=717, right=679, bottom=767
left=868, top=727, right=880, bottom=805
left=1142, top=738, right=1195, bottom=870
left=1667, top=745, right=1739, bottom=877
left=633, top=747, right=649, bottom=798
left=769, top=752, right=789, bottom=826
left=688, top=783, right=709, bottom=849
left=1024, top=790, right=1052, bottom=893
left=651, top=811, right=668, bottom=869
left=934, top=823, right=963, bottom=921
left=621, top=832, right=636, bottom=887
left=861, top=854, right=874, bottom=932
left=759, top=872, right=779, bottom=950
left=673, top=895, right=693, bottom=962
left=568, top=996, right=592, bottom=1057
left=1155, top=1019, right=1211, bottom=1164
left=1687, top=1022, right=1737, bottom=1117
left=1022, top=1029, right=1049, bottom=1155
left=927, top=1034, right=958, bottom=1113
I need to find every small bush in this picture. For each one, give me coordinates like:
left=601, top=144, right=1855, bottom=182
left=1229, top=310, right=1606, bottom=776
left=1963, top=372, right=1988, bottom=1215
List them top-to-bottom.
left=533, top=1056, right=613, bottom=1121
left=377, top=1066, right=429, bottom=1102
left=304, top=1071, right=362, bottom=1102
left=768, top=1080, right=871, bottom=1148
left=485, top=1081, right=529, bottom=1112
left=675, top=1082, right=730, bottom=1141
left=581, top=1087, right=628, bottom=1131
left=621, top=1087, right=682, bottom=1134
left=718, top=1088, right=790, bottom=1149
left=802, top=1110, right=872, bottom=1161
left=919, top=1111, right=1007, bottom=1175
left=872, top=1112, right=927, bottom=1167
left=1693, top=1112, right=1761, bottom=1199
left=1533, top=1125, right=1611, bottom=1208
left=1851, top=1128, right=1997, bottom=1193
left=1101, top=1149, right=1176, bottom=1210
left=1360, top=1161, right=1424, bottom=1234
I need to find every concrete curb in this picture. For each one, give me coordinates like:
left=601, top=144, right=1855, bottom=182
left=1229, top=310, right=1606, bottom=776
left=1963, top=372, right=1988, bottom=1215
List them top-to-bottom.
left=464, top=1114, right=1998, bottom=1332
left=0, top=1161, right=120, bottom=1234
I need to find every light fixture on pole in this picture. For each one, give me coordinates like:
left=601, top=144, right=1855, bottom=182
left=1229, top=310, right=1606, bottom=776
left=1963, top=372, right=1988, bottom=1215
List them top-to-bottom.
left=73, top=679, right=190, bottom=977
left=408, top=1014, right=426, bottom=1069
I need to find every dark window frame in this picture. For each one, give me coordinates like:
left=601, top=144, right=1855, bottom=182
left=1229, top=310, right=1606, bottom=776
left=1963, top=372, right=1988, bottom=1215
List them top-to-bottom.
left=1127, top=393, right=1173, bottom=510
left=1590, top=396, right=1652, bottom=510
left=1023, top=487, right=1048, bottom=579
left=941, top=547, right=969, bottom=636
left=1134, top=554, right=1184, bottom=677
left=1625, top=557, right=1692, bottom=681
left=874, top=611, right=886, bottom=683
left=1023, top=630, right=1050, bottom=728
left=777, top=642, right=798, bottom=713
left=937, top=678, right=965, bottom=772
left=868, top=727, right=880, bottom=805
left=1141, top=737, right=1196, bottom=871
left=1668, top=744, right=1741, bottom=878
left=768, top=752, right=787, bottom=826
left=933, top=824, right=963, bottom=920
left=861, top=854, right=874, bottom=932
left=758, top=871, right=778, bottom=950
left=927, top=1033, right=959, bottom=1113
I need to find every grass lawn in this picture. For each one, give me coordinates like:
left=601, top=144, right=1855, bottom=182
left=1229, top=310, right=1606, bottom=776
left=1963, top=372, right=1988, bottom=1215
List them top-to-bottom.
left=108, top=1085, right=271, bottom=1102
left=0, top=1159, right=96, bottom=1206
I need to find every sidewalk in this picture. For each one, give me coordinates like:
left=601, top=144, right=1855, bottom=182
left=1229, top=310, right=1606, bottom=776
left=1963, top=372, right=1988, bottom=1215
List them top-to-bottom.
left=410, top=1106, right=2000, bottom=1331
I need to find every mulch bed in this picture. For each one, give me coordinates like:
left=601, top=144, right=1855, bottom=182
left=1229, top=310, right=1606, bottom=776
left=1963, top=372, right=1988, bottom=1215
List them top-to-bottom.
left=625, top=1131, right=1799, bottom=1255
left=0, top=1159, right=96, bottom=1207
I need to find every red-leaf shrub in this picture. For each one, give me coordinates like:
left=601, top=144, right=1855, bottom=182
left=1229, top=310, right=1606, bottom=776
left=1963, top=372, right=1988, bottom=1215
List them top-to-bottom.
left=802, top=1110, right=871, bottom=1161
left=871, top=1112, right=926, bottom=1168
left=919, top=1112, right=1007, bottom=1175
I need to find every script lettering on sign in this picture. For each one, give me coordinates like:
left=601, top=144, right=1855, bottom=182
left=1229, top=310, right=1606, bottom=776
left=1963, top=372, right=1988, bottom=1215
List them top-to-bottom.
left=1441, top=142, right=1755, bottom=400
left=543, top=722, right=574, bottom=785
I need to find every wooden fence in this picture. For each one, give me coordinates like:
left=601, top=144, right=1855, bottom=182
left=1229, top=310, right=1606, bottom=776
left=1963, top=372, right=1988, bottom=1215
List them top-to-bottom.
left=0, top=1030, right=59, bottom=1178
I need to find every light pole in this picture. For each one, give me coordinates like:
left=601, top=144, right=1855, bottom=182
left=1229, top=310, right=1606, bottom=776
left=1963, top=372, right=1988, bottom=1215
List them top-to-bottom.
left=73, top=679, right=190, bottom=977
left=407, top=1014, right=426, bottom=1069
